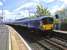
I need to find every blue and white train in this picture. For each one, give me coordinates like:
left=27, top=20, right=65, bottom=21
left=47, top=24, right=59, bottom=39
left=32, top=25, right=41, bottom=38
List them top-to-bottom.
left=11, top=16, right=54, bottom=32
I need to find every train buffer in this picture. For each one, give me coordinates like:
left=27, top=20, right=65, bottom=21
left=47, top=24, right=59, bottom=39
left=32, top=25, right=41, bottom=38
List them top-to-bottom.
left=0, top=25, right=31, bottom=50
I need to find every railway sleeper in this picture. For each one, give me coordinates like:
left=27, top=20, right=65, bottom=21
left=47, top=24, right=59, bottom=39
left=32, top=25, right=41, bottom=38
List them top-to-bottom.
left=49, top=38, right=67, bottom=47
left=45, top=39, right=67, bottom=50
left=37, top=40, right=62, bottom=50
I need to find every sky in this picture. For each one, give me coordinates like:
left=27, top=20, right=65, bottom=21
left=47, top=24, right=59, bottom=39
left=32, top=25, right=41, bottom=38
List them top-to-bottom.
left=0, top=0, right=67, bottom=21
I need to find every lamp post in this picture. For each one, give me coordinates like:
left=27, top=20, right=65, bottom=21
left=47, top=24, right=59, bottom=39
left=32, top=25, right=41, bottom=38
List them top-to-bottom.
left=2, top=0, right=5, bottom=24
left=0, top=1, right=4, bottom=24
left=1, top=5, right=3, bottom=24
left=0, top=9, right=3, bottom=24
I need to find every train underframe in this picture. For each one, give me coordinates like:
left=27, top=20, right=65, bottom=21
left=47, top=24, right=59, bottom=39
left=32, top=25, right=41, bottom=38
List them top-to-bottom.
left=28, top=27, right=53, bottom=37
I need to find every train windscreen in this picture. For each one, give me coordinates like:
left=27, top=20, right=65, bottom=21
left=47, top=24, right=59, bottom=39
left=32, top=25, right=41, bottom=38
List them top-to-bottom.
left=42, top=17, right=53, bottom=24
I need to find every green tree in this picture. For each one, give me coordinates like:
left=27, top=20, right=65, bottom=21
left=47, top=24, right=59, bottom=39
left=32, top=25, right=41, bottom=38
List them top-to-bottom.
left=36, top=4, right=51, bottom=17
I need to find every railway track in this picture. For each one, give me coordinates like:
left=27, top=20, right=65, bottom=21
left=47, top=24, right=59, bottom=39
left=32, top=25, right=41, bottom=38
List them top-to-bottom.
left=10, top=25, right=67, bottom=50
left=24, top=31, right=67, bottom=50
left=29, top=36, right=67, bottom=50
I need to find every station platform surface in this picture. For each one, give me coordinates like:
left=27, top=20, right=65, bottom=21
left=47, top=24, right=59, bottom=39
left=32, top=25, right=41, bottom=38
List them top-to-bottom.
left=0, top=25, right=31, bottom=50
left=0, top=25, right=9, bottom=50
left=53, top=30, right=67, bottom=34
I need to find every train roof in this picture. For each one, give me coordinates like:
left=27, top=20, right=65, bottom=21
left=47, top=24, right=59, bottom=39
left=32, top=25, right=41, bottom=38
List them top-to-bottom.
left=15, top=16, right=53, bottom=22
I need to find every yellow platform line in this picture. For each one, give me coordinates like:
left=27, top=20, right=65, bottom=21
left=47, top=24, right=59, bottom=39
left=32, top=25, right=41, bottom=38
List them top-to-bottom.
left=7, top=25, right=31, bottom=50
left=9, top=29, right=11, bottom=50
left=11, top=33, right=19, bottom=50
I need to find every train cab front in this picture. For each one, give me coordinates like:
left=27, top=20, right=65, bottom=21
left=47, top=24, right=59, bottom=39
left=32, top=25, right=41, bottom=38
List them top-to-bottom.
left=41, top=17, right=54, bottom=32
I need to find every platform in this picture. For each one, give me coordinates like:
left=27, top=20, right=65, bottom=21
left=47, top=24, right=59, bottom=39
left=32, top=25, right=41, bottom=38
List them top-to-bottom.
left=0, top=25, right=31, bottom=50
left=53, top=30, right=67, bottom=34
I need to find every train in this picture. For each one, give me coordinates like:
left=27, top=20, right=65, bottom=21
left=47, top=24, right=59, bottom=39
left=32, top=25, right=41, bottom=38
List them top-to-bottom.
left=12, top=16, right=54, bottom=33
